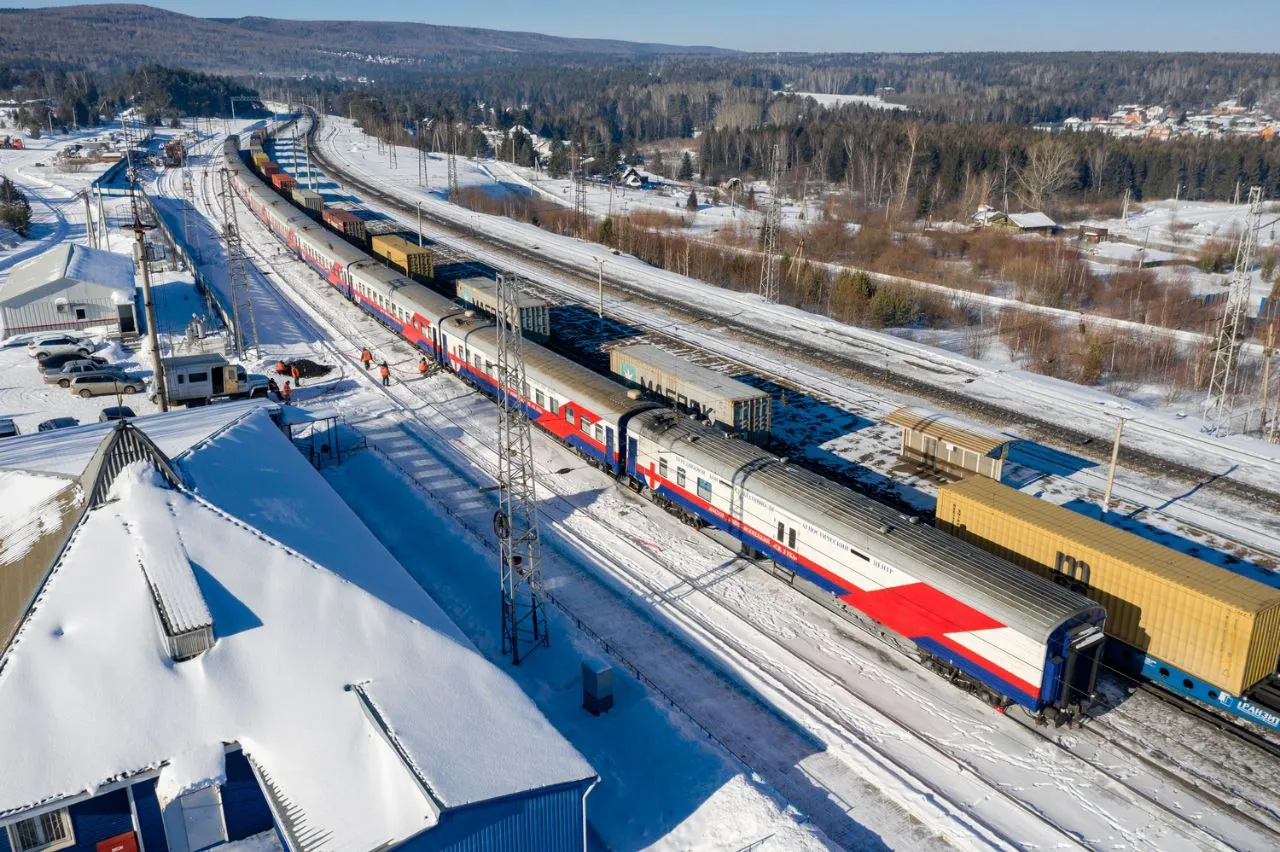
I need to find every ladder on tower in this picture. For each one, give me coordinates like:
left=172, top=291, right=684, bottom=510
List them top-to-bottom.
left=216, top=167, right=261, bottom=360
left=1203, top=186, right=1264, bottom=436
left=494, top=273, right=549, bottom=664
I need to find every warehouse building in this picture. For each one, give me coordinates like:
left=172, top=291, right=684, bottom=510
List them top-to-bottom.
left=0, top=243, right=138, bottom=338
left=610, top=343, right=771, bottom=441
left=0, top=403, right=597, bottom=852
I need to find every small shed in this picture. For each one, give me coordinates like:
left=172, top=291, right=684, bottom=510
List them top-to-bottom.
left=1005, top=212, right=1059, bottom=234
left=1078, top=225, right=1109, bottom=244
left=0, top=243, right=137, bottom=338
left=884, top=406, right=1010, bottom=480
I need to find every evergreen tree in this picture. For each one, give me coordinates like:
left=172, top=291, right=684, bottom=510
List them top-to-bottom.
left=678, top=151, right=694, bottom=181
left=0, top=177, right=32, bottom=237
left=686, top=190, right=698, bottom=212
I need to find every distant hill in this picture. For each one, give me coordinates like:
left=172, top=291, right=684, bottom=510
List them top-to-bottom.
left=0, top=4, right=732, bottom=75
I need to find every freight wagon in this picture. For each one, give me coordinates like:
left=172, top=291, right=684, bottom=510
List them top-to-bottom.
left=251, top=151, right=270, bottom=168
left=262, top=163, right=281, bottom=178
left=271, top=172, right=297, bottom=192
left=291, top=188, right=324, bottom=214
left=322, top=208, right=367, bottom=243
left=372, top=234, right=433, bottom=279
left=454, top=276, right=551, bottom=341
left=611, top=344, right=772, bottom=442
left=936, top=475, right=1280, bottom=731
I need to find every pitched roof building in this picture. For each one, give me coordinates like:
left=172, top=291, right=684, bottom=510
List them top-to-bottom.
left=0, top=244, right=138, bottom=338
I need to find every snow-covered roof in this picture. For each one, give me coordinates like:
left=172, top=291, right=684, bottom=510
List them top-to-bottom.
left=1007, top=212, right=1058, bottom=230
left=0, top=244, right=135, bottom=305
left=0, top=407, right=594, bottom=847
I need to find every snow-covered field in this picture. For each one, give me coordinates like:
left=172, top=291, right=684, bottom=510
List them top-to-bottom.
left=780, top=91, right=910, bottom=111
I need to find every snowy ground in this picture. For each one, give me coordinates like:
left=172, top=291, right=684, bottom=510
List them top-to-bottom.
left=780, top=91, right=910, bottom=111
left=147, top=115, right=1280, bottom=849
left=1084, top=197, right=1280, bottom=254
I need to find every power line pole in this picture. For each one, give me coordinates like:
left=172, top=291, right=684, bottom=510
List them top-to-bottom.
left=447, top=128, right=460, bottom=200
left=572, top=143, right=587, bottom=238
left=759, top=143, right=783, bottom=303
left=216, top=167, right=260, bottom=360
left=128, top=180, right=168, bottom=412
left=1203, top=186, right=1263, bottom=436
left=81, top=191, right=97, bottom=249
left=494, top=273, right=549, bottom=665
left=1261, top=323, right=1275, bottom=436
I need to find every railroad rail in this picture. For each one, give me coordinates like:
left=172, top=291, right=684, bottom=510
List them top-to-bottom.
left=304, top=112, right=1280, bottom=515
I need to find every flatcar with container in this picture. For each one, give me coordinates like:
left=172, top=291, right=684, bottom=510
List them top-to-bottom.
left=936, top=475, right=1280, bottom=732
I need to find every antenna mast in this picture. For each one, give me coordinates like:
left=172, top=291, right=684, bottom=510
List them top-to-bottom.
left=1203, top=186, right=1263, bottom=435
left=494, top=273, right=549, bottom=664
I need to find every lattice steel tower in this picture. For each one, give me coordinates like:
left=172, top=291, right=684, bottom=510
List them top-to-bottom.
left=447, top=129, right=460, bottom=200
left=572, top=144, right=588, bottom=238
left=759, top=144, right=783, bottom=303
left=181, top=167, right=201, bottom=265
left=217, top=167, right=261, bottom=360
left=1203, top=186, right=1264, bottom=435
left=494, top=272, right=549, bottom=664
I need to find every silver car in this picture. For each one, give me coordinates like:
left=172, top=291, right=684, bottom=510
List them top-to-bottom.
left=26, top=334, right=94, bottom=360
left=43, top=362, right=116, bottom=388
left=68, top=373, right=146, bottom=398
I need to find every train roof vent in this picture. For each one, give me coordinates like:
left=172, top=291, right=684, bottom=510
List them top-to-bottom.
left=464, top=309, right=476, bottom=318
left=626, top=389, right=642, bottom=400
left=880, top=524, right=893, bottom=535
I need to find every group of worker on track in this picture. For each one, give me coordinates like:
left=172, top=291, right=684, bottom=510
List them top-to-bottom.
left=268, top=348, right=432, bottom=404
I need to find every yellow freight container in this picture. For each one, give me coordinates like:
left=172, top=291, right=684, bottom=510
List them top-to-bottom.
left=251, top=151, right=270, bottom=168
left=370, top=234, right=433, bottom=278
left=936, top=475, right=1280, bottom=696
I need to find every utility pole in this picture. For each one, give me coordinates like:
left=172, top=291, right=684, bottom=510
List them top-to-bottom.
left=759, top=143, right=783, bottom=303
left=217, top=167, right=260, bottom=360
left=129, top=181, right=168, bottom=412
left=1203, top=187, right=1264, bottom=436
left=96, top=188, right=110, bottom=252
left=81, top=191, right=97, bottom=249
left=417, top=201, right=423, bottom=248
left=594, top=257, right=605, bottom=320
left=494, top=273, right=549, bottom=664
left=1262, top=323, right=1275, bottom=436
left=1101, top=417, right=1126, bottom=515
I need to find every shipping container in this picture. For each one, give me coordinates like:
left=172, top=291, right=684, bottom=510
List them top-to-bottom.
left=250, top=151, right=270, bottom=168
left=262, top=163, right=281, bottom=178
left=271, top=172, right=297, bottom=192
left=291, top=188, right=323, bottom=213
left=322, top=208, right=367, bottom=242
left=371, top=234, right=433, bottom=278
left=454, top=276, right=551, bottom=341
left=610, top=344, right=771, bottom=440
left=936, top=475, right=1280, bottom=696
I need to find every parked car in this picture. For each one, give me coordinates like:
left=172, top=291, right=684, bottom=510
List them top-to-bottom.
left=27, top=334, right=94, bottom=360
left=37, top=353, right=108, bottom=372
left=43, top=363, right=120, bottom=388
left=69, top=373, right=145, bottom=398
left=98, top=406, right=136, bottom=422
left=37, top=417, right=79, bottom=432
left=0, top=418, right=18, bottom=439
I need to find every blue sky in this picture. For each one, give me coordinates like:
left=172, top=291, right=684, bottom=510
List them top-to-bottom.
left=20, top=0, right=1280, bottom=52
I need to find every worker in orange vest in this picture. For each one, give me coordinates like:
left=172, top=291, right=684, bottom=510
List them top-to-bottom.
left=360, top=347, right=372, bottom=371
left=417, top=357, right=429, bottom=376
left=276, top=359, right=287, bottom=374
left=379, top=361, right=391, bottom=387
left=290, top=364, right=302, bottom=386
left=281, top=380, right=292, bottom=404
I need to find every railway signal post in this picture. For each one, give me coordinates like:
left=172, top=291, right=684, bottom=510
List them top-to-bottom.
left=494, top=273, right=549, bottom=664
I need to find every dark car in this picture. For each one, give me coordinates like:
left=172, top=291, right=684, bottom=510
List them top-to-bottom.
left=37, top=353, right=108, bottom=372
left=98, top=406, right=136, bottom=422
left=37, top=417, right=80, bottom=432
left=0, top=418, right=18, bottom=439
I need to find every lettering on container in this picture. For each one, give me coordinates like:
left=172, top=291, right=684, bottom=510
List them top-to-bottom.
left=1055, top=551, right=1091, bottom=588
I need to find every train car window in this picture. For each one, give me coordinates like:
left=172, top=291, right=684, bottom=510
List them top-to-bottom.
left=188, top=372, right=209, bottom=383
left=522, top=382, right=530, bottom=398
left=535, top=390, right=545, bottom=408
left=550, top=398, right=560, bottom=415
left=564, top=407, right=575, bottom=424
left=580, top=418, right=591, bottom=434
left=595, top=424, right=605, bottom=442
left=659, top=458, right=668, bottom=478
left=676, top=468, right=686, bottom=487
left=697, top=478, right=712, bottom=501
left=777, top=522, right=785, bottom=542
left=788, top=528, right=796, bottom=549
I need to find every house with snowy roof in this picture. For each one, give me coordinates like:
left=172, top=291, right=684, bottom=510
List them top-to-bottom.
left=0, top=244, right=138, bottom=339
left=0, top=402, right=597, bottom=852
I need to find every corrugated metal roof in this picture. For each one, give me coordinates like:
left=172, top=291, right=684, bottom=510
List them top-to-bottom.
left=1007, top=212, right=1058, bottom=229
left=0, top=244, right=135, bottom=305
left=456, top=276, right=549, bottom=310
left=611, top=344, right=766, bottom=403
left=884, top=406, right=1010, bottom=456
left=632, top=410, right=1098, bottom=641
left=942, top=476, right=1280, bottom=614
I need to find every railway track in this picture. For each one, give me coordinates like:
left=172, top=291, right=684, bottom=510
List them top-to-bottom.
left=304, top=113, right=1280, bottom=516
left=208, top=136, right=1280, bottom=850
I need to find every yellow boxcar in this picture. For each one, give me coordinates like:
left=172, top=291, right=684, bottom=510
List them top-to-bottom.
left=251, top=151, right=270, bottom=168
left=370, top=234, right=433, bottom=278
left=936, top=476, right=1280, bottom=696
